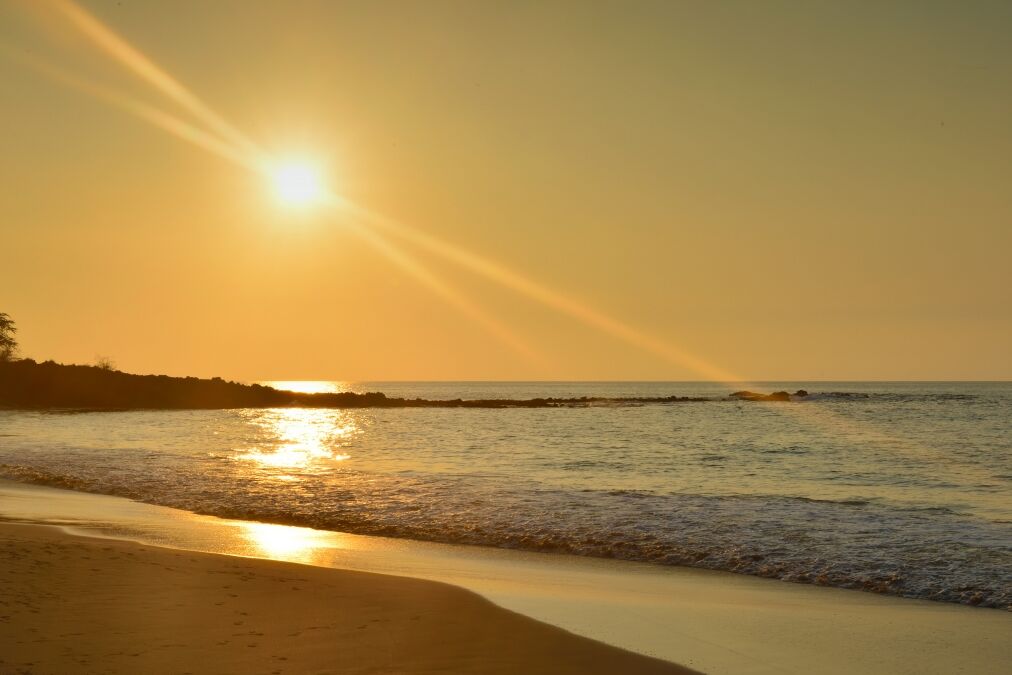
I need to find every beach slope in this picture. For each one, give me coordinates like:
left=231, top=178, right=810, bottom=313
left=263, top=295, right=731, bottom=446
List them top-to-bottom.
left=0, top=524, right=693, bottom=674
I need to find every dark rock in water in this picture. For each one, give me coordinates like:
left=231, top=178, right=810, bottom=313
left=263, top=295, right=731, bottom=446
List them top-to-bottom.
left=794, top=389, right=809, bottom=397
left=729, top=390, right=792, bottom=402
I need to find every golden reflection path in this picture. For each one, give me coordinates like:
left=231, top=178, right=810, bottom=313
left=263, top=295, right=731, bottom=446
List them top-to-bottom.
left=262, top=381, right=346, bottom=395
left=235, top=408, right=356, bottom=474
left=234, top=521, right=336, bottom=564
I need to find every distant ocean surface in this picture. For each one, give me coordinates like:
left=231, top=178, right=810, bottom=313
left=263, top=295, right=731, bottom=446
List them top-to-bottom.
left=1, top=381, right=1009, bottom=609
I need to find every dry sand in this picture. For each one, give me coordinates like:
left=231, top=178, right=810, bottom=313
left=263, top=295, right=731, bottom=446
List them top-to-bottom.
left=0, top=523, right=694, bottom=675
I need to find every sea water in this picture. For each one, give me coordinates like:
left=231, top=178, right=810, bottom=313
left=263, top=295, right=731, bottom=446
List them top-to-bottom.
left=0, top=381, right=1008, bottom=608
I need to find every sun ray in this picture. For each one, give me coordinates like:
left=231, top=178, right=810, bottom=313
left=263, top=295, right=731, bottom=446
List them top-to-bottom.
left=48, top=0, right=265, bottom=166
left=3, top=49, right=258, bottom=171
left=341, top=203, right=745, bottom=385
left=337, top=215, right=543, bottom=362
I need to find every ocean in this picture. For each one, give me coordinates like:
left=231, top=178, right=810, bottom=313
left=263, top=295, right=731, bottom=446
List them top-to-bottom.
left=0, top=381, right=1008, bottom=609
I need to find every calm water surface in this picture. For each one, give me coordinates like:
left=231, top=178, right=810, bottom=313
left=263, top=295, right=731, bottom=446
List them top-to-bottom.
left=0, top=381, right=1009, bottom=608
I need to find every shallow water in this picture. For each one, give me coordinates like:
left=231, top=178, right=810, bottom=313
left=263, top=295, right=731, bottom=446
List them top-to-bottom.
left=0, top=381, right=1009, bottom=608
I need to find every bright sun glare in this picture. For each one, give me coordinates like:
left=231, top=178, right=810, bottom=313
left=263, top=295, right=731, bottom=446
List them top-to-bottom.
left=271, top=161, right=325, bottom=207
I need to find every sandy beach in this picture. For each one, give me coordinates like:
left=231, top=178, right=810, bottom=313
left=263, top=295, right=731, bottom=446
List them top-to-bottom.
left=2, top=481, right=1010, bottom=674
left=0, top=523, right=693, bottom=674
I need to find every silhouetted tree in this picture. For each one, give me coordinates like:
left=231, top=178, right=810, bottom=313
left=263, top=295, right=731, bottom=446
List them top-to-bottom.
left=0, top=313, right=17, bottom=362
left=95, top=355, right=116, bottom=371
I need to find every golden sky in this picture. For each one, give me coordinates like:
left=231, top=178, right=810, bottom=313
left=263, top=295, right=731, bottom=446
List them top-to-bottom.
left=1, top=0, right=1010, bottom=381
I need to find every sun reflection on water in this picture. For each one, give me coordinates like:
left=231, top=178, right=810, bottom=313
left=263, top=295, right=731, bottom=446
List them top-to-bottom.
left=261, top=380, right=349, bottom=394
left=235, top=407, right=358, bottom=473
left=237, top=521, right=334, bottom=563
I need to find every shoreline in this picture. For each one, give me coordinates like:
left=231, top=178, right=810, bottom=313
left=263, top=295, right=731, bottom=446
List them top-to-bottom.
left=2, top=462, right=1005, bottom=610
left=1, top=480, right=1010, bottom=674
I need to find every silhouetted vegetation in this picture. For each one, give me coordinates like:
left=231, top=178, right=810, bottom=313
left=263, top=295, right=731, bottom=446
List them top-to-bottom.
left=0, top=313, right=17, bottom=362
left=94, top=355, right=116, bottom=371
left=0, top=360, right=711, bottom=410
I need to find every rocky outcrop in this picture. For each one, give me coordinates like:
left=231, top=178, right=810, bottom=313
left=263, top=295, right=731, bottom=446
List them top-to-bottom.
left=0, top=360, right=710, bottom=410
left=729, top=390, right=798, bottom=402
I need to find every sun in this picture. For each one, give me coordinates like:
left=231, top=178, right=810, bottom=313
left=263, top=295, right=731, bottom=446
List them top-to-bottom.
left=270, top=161, right=325, bottom=207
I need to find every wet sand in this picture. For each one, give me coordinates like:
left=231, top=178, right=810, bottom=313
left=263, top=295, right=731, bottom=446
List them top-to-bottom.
left=0, top=523, right=692, bottom=674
